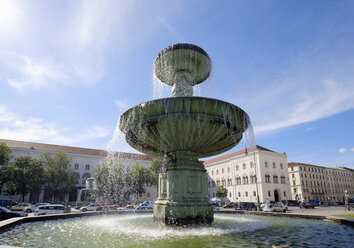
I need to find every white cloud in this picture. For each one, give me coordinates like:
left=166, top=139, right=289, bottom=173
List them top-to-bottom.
left=7, top=56, right=66, bottom=93
left=251, top=78, right=354, bottom=134
left=114, top=99, right=130, bottom=111
left=0, top=105, right=110, bottom=145
left=339, top=148, right=346, bottom=153
left=351, top=148, right=354, bottom=152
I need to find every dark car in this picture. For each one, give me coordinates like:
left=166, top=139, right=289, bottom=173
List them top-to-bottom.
left=244, top=202, right=258, bottom=211
left=300, top=202, right=316, bottom=209
left=0, top=206, right=27, bottom=221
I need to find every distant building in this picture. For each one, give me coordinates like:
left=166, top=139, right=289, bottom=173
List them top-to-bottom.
left=0, top=139, right=156, bottom=203
left=204, top=146, right=291, bottom=204
left=288, top=162, right=354, bottom=203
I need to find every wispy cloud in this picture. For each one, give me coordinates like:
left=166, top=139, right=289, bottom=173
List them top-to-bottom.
left=7, top=56, right=66, bottom=93
left=114, top=99, right=130, bottom=111
left=0, top=105, right=110, bottom=145
left=338, top=148, right=346, bottom=153
left=351, top=148, right=354, bottom=152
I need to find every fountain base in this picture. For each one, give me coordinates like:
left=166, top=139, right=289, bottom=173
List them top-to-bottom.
left=153, top=156, right=213, bottom=225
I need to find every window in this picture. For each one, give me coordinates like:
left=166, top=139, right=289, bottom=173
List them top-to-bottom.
left=265, top=161, right=268, bottom=168
left=250, top=162, right=254, bottom=168
left=273, top=162, right=276, bottom=169
left=74, top=163, right=79, bottom=170
left=243, top=163, right=246, bottom=169
left=280, top=163, right=283, bottom=169
left=85, top=164, right=90, bottom=170
left=236, top=164, right=239, bottom=171
left=227, top=167, right=230, bottom=173
left=291, top=167, right=294, bottom=171
left=300, top=167, right=302, bottom=171
left=222, top=168, right=224, bottom=174
left=216, top=169, right=219, bottom=175
left=211, top=171, right=214, bottom=176
left=292, top=174, right=295, bottom=178
left=265, top=175, right=270, bottom=183
left=273, top=175, right=278, bottom=183
left=243, top=176, right=249, bottom=184
left=281, top=176, right=286, bottom=184
left=236, top=177, right=241, bottom=185
left=227, top=178, right=232, bottom=186
left=216, top=179, right=220, bottom=186
left=222, top=179, right=226, bottom=186
left=293, top=180, right=296, bottom=185
left=212, top=181, right=216, bottom=187
left=208, top=182, right=211, bottom=188
left=294, top=188, right=297, bottom=193
left=245, top=191, right=248, bottom=197
left=253, top=191, right=256, bottom=197
left=268, top=191, right=271, bottom=197
left=284, top=191, right=286, bottom=197
left=147, top=192, right=150, bottom=197
left=229, top=192, right=232, bottom=197
left=238, top=192, right=241, bottom=197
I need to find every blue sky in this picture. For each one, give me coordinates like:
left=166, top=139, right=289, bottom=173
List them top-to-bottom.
left=0, top=0, right=353, bottom=168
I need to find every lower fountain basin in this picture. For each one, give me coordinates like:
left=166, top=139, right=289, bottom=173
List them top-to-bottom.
left=119, top=97, right=249, bottom=159
left=1, top=213, right=352, bottom=248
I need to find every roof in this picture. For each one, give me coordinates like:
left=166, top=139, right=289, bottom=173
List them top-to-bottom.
left=0, top=139, right=152, bottom=161
left=203, top=145, right=281, bottom=165
left=289, top=162, right=354, bottom=171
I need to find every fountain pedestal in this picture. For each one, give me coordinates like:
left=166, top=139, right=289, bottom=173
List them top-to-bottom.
left=153, top=155, right=213, bottom=224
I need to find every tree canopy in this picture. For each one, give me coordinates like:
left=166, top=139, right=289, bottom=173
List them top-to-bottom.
left=0, top=142, right=12, bottom=166
left=40, top=151, right=76, bottom=202
left=216, top=185, right=228, bottom=203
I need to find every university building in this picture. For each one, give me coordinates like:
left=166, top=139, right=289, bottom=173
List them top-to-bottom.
left=0, top=139, right=156, bottom=203
left=204, top=146, right=291, bottom=204
left=288, top=162, right=354, bottom=203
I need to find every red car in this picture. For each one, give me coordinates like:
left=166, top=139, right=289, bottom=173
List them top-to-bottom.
left=223, top=202, right=236, bottom=208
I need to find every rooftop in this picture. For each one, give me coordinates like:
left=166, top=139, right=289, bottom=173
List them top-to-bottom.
left=0, top=139, right=152, bottom=161
left=203, top=145, right=281, bottom=165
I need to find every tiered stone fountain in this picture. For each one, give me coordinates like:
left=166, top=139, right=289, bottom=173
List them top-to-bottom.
left=119, top=43, right=250, bottom=224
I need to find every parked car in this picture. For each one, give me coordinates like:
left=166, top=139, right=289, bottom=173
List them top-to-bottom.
left=309, top=199, right=321, bottom=206
left=223, top=202, right=236, bottom=208
left=243, top=202, right=258, bottom=211
left=262, top=202, right=287, bottom=212
left=300, top=202, right=316, bottom=209
left=11, top=203, right=32, bottom=211
left=23, top=203, right=50, bottom=213
left=80, top=203, right=102, bottom=212
left=34, top=204, right=65, bottom=216
left=96, top=205, right=118, bottom=211
left=118, top=205, right=135, bottom=211
left=135, top=205, right=152, bottom=210
left=0, top=206, right=27, bottom=221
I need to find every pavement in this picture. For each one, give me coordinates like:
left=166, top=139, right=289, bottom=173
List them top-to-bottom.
left=285, top=206, right=352, bottom=217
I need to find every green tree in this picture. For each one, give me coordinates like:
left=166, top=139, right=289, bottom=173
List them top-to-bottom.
left=0, top=142, right=12, bottom=166
left=41, top=151, right=76, bottom=202
left=1, top=156, right=44, bottom=202
left=147, top=158, right=164, bottom=188
left=94, top=160, right=130, bottom=204
left=129, top=163, right=148, bottom=201
left=216, top=185, right=228, bottom=204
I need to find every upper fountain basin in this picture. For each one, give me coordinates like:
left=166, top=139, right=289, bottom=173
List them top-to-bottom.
left=154, top=43, right=212, bottom=86
left=119, top=97, right=249, bottom=159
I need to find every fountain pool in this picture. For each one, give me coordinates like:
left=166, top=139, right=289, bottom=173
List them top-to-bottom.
left=0, top=213, right=352, bottom=248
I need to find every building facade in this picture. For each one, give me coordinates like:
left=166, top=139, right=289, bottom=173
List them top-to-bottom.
left=0, top=139, right=156, bottom=203
left=204, top=146, right=291, bottom=204
left=288, top=162, right=354, bottom=203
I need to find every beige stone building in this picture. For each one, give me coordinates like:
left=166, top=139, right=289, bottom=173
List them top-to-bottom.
left=0, top=139, right=156, bottom=203
left=204, top=146, right=291, bottom=204
left=288, top=162, right=354, bottom=203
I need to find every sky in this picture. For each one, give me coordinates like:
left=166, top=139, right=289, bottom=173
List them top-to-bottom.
left=0, top=0, right=353, bottom=168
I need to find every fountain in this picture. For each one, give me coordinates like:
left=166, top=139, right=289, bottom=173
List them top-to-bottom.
left=119, top=43, right=250, bottom=224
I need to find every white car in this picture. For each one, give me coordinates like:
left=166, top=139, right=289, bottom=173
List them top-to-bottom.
left=262, top=202, right=287, bottom=212
left=23, top=203, right=50, bottom=213
left=80, top=203, right=102, bottom=212
left=34, top=204, right=65, bottom=216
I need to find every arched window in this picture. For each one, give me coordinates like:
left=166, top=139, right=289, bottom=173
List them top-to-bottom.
left=250, top=161, right=254, bottom=168
left=265, top=161, right=268, bottom=168
left=273, top=162, right=276, bottom=168
left=221, top=168, right=224, bottom=174
left=216, top=169, right=219, bottom=175
left=82, top=173, right=91, bottom=184
left=265, top=175, right=270, bottom=183
left=273, top=175, right=278, bottom=183
left=236, top=176, right=241, bottom=185
left=243, top=176, right=249, bottom=184
left=227, top=178, right=232, bottom=186
left=216, top=179, right=220, bottom=186
left=222, top=179, right=226, bottom=186
left=268, top=191, right=271, bottom=197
